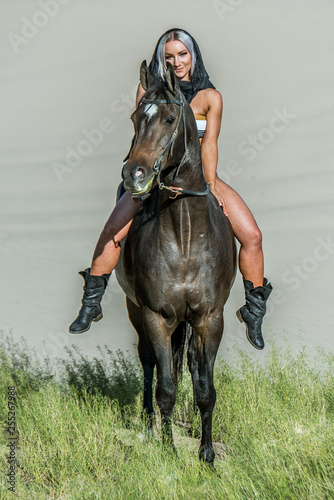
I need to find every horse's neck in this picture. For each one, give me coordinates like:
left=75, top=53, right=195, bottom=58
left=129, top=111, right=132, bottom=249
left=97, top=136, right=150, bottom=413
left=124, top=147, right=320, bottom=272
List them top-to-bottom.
left=157, top=103, right=208, bottom=218
left=162, top=138, right=205, bottom=194
left=158, top=154, right=209, bottom=225
left=162, top=161, right=202, bottom=190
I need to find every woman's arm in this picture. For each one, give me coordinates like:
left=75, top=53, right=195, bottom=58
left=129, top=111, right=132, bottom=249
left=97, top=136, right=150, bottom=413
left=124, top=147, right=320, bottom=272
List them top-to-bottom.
left=200, top=89, right=222, bottom=183
left=200, top=90, right=226, bottom=211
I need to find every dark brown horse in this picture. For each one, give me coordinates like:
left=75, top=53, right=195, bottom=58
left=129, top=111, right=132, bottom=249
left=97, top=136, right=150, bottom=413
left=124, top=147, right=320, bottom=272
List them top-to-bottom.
left=115, top=61, right=236, bottom=464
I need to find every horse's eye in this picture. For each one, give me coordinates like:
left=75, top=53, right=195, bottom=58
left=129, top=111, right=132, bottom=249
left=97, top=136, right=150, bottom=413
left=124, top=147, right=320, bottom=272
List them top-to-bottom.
left=166, top=117, right=175, bottom=124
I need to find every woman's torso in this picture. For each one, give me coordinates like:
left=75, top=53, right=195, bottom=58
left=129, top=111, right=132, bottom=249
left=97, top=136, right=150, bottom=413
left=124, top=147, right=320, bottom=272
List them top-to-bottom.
left=189, top=88, right=213, bottom=143
left=194, top=113, right=206, bottom=140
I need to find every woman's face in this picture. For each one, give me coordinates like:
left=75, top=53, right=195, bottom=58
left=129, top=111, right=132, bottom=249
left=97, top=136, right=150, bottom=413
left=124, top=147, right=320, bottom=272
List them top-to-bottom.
left=164, top=40, right=192, bottom=81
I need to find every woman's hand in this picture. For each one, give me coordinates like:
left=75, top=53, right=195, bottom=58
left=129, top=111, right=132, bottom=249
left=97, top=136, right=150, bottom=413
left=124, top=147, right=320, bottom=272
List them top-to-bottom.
left=208, top=182, right=228, bottom=216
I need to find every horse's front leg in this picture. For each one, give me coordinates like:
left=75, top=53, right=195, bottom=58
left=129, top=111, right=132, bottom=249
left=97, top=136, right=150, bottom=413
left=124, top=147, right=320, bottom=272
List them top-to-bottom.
left=126, top=298, right=156, bottom=431
left=143, top=309, right=176, bottom=449
left=192, top=311, right=224, bottom=465
left=138, top=333, right=155, bottom=431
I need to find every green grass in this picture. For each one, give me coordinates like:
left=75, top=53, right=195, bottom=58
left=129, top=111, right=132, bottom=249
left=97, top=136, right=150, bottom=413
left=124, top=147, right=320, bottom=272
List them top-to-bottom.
left=1, top=332, right=334, bottom=499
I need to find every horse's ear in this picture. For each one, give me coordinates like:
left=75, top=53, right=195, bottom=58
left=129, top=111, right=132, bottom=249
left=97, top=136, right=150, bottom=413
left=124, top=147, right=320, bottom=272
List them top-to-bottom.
left=140, top=60, right=155, bottom=91
left=165, top=62, right=180, bottom=95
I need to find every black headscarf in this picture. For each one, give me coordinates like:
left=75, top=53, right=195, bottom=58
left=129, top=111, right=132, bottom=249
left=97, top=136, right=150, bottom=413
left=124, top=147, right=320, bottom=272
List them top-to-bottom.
left=147, top=28, right=215, bottom=103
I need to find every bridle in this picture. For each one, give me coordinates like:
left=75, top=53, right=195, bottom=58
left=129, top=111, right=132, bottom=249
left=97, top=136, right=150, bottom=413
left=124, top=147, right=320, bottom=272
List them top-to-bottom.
left=129, top=92, right=209, bottom=202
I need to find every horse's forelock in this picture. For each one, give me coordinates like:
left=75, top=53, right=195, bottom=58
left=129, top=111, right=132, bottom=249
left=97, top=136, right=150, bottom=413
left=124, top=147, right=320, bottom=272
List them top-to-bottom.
left=144, top=82, right=178, bottom=104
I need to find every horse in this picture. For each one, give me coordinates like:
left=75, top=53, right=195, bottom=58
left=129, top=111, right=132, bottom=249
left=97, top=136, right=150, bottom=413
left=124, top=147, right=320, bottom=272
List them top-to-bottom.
left=115, top=60, right=237, bottom=464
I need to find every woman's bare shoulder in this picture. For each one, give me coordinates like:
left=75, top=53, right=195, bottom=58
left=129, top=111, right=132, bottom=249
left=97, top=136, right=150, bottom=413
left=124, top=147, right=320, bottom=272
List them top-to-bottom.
left=194, top=88, right=222, bottom=116
left=195, top=88, right=222, bottom=107
left=203, top=88, right=223, bottom=106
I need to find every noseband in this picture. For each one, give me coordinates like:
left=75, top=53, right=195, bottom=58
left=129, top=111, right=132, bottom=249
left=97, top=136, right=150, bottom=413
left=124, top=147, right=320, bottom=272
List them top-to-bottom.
left=131, top=92, right=209, bottom=201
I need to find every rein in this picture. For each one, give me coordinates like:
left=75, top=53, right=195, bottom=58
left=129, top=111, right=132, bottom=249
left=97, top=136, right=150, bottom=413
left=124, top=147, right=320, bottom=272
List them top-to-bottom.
left=131, top=93, right=209, bottom=202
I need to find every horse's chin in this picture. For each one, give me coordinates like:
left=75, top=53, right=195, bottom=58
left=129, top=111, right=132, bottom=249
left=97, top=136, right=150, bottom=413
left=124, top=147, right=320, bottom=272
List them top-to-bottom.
left=124, top=175, right=155, bottom=196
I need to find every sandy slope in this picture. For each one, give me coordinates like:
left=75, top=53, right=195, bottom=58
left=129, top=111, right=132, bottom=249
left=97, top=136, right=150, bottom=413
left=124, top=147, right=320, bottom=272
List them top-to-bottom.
left=1, top=0, right=333, bottom=365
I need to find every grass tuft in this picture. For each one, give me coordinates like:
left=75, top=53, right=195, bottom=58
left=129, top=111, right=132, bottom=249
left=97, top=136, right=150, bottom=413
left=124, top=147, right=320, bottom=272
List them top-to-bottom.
left=59, top=345, right=142, bottom=408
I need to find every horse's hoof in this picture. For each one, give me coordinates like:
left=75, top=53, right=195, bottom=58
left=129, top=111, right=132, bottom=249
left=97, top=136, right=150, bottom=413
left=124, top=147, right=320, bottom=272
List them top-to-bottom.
left=199, top=445, right=215, bottom=464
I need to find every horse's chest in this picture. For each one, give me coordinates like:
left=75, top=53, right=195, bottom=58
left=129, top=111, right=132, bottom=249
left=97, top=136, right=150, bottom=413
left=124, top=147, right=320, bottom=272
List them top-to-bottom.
left=120, top=200, right=232, bottom=312
left=133, top=230, right=217, bottom=309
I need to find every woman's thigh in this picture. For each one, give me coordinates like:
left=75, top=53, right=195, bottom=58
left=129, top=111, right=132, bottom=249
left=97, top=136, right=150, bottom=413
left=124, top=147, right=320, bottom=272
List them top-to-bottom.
left=216, top=178, right=261, bottom=246
left=102, top=190, right=144, bottom=239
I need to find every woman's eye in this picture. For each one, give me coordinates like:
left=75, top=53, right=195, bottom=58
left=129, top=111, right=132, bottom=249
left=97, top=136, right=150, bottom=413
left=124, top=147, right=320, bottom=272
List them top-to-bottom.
left=166, top=117, right=175, bottom=124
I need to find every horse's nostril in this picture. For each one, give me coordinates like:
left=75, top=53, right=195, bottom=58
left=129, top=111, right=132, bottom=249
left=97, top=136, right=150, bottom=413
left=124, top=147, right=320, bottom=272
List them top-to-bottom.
left=135, top=168, right=144, bottom=178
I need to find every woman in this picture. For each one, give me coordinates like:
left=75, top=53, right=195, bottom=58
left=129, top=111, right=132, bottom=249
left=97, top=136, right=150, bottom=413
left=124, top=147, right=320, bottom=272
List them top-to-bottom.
left=69, top=28, right=272, bottom=350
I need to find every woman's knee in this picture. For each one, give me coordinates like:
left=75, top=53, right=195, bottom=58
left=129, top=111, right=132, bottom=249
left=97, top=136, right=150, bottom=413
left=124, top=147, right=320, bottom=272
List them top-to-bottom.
left=101, top=219, right=132, bottom=244
left=100, top=223, right=118, bottom=242
left=237, top=223, right=262, bottom=250
left=247, top=226, right=262, bottom=250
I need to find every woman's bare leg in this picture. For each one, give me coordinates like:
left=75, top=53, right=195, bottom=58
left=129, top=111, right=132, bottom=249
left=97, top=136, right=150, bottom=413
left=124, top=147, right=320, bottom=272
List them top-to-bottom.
left=215, top=177, right=264, bottom=286
left=215, top=177, right=272, bottom=349
left=69, top=191, right=143, bottom=334
left=90, top=191, right=144, bottom=275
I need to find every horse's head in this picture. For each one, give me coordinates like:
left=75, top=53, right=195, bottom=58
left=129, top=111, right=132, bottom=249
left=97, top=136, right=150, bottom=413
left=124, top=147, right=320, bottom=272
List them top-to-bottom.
left=121, top=60, right=188, bottom=197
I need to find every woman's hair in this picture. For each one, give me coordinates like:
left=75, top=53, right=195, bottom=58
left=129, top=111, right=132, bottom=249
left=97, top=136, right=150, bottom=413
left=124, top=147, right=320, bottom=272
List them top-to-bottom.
left=148, top=28, right=215, bottom=102
left=155, top=30, right=197, bottom=81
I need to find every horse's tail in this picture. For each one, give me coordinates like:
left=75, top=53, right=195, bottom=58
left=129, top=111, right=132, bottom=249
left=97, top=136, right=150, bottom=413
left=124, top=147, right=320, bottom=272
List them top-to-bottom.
left=171, top=321, right=192, bottom=386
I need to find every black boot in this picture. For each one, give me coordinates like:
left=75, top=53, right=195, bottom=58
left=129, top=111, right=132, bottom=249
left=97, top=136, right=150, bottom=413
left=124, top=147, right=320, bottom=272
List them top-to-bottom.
left=69, top=268, right=111, bottom=334
left=236, top=278, right=273, bottom=350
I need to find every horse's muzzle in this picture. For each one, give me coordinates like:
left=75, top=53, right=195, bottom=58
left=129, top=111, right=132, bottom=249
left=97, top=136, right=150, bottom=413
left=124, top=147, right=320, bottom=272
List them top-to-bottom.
left=122, top=164, right=155, bottom=195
